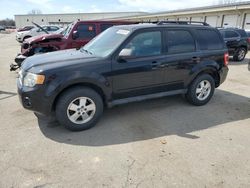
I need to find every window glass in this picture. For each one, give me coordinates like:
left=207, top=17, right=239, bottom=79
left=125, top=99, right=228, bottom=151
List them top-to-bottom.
left=76, top=24, right=96, bottom=39
left=100, top=24, right=114, bottom=32
left=42, top=26, right=49, bottom=31
left=50, top=26, right=59, bottom=31
left=196, top=29, right=223, bottom=50
left=236, top=29, right=247, bottom=37
left=167, top=30, right=195, bottom=53
left=225, top=30, right=239, bottom=38
left=122, top=31, right=162, bottom=57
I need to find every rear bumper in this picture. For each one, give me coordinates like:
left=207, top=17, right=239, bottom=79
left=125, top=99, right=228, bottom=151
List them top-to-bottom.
left=219, top=66, right=229, bottom=85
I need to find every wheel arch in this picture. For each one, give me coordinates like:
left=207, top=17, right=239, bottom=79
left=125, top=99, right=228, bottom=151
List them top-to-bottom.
left=188, top=67, right=220, bottom=88
left=52, top=82, right=107, bottom=112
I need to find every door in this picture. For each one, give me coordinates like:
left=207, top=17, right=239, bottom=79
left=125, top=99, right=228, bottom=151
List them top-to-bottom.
left=223, top=14, right=238, bottom=28
left=243, top=14, right=250, bottom=31
left=191, top=16, right=204, bottom=22
left=205, top=16, right=218, bottom=27
left=71, top=23, right=97, bottom=48
left=162, top=29, right=199, bottom=90
left=112, top=30, right=165, bottom=99
left=223, top=30, right=241, bottom=54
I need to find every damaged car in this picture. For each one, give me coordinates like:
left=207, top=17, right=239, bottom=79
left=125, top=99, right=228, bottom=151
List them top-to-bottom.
left=10, top=20, right=134, bottom=71
left=16, top=22, right=62, bottom=43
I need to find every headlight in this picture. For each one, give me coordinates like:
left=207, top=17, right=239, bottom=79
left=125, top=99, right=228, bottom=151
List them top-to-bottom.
left=23, top=72, right=45, bottom=87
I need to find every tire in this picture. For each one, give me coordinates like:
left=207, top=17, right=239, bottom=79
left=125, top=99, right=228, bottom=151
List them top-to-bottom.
left=233, top=47, right=246, bottom=61
left=186, top=74, right=215, bottom=106
left=56, top=87, right=103, bottom=131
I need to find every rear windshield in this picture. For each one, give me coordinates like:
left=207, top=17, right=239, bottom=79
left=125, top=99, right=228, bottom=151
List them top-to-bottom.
left=196, top=29, right=224, bottom=50
left=236, top=29, right=247, bottom=37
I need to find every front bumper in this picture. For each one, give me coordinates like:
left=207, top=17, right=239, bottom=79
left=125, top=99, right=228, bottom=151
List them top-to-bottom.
left=16, top=35, right=22, bottom=42
left=17, top=81, right=53, bottom=116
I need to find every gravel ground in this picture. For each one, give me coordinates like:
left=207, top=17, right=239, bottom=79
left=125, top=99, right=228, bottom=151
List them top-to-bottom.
left=0, top=33, right=250, bottom=188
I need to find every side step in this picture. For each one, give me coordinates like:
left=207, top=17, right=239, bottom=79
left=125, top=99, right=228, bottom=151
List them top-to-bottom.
left=108, top=89, right=187, bottom=108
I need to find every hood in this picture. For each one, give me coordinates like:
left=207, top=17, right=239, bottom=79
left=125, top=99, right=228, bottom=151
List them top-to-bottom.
left=25, top=33, right=64, bottom=44
left=21, top=49, right=100, bottom=73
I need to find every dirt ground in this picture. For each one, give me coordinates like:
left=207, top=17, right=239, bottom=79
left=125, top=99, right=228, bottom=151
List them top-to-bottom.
left=0, top=33, right=250, bottom=188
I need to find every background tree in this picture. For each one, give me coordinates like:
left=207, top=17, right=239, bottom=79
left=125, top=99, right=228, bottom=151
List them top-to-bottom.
left=28, top=9, right=42, bottom=14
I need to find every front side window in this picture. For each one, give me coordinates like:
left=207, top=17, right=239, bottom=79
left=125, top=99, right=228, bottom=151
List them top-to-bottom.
left=76, top=24, right=96, bottom=39
left=167, top=30, right=195, bottom=54
left=225, top=30, right=239, bottom=38
left=121, top=31, right=162, bottom=57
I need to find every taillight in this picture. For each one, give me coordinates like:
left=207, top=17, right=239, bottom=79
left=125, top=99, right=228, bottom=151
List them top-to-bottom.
left=248, top=38, right=250, bottom=43
left=224, top=53, right=229, bottom=66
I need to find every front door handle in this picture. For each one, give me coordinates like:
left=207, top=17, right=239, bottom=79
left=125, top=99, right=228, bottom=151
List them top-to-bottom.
left=192, top=57, right=201, bottom=62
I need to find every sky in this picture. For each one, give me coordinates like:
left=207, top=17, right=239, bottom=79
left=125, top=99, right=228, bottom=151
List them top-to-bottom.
left=0, top=0, right=249, bottom=19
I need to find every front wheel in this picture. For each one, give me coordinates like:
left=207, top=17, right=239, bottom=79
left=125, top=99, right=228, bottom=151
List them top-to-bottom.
left=186, top=74, right=215, bottom=106
left=56, top=87, right=103, bottom=131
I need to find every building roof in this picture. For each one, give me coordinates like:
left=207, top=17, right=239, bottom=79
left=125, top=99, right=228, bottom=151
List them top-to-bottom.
left=110, top=1, right=250, bottom=20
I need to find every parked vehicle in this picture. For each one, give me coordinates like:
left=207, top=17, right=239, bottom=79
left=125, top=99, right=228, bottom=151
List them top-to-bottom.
left=10, top=20, right=134, bottom=71
left=17, top=21, right=229, bottom=131
left=16, top=23, right=61, bottom=43
left=0, top=26, right=5, bottom=31
left=17, top=26, right=35, bottom=32
left=219, top=28, right=249, bottom=61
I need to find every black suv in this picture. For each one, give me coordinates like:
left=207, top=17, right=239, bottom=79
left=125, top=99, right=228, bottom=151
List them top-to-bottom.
left=18, top=21, right=229, bottom=131
left=219, top=28, right=249, bottom=61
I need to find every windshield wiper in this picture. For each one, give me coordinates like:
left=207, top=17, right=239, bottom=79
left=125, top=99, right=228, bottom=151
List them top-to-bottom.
left=81, top=48, right=93, bottom=55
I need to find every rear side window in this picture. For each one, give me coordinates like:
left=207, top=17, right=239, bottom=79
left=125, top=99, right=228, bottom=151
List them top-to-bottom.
left=76, top=24, right=96, bottom=39
left=100, top=24, right=114, bottom=32
left=196, top=29, right=224, bottom=50
left=167, top=30, right=195, bottom=54
left=225, top=30, right=239, bottom=38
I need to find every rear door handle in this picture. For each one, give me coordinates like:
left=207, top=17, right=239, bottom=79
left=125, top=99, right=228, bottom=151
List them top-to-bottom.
left=152, top=61, right=166, bottom=69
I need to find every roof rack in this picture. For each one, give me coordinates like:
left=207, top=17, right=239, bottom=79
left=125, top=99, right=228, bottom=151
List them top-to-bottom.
left=157, top=21, right=210, bottom=26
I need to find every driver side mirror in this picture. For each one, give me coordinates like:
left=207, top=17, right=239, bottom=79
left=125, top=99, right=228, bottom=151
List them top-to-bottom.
left=72, top=30, right=79, bottom=40
left=118, top=49, right=133, bottom=63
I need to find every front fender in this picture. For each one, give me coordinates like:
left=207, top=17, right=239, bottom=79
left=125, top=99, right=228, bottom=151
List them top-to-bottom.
left=44, top=70, right=112, bottom=103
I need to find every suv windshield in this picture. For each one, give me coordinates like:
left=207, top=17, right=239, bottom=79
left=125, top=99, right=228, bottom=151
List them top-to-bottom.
left=62, top=23, right=74, bottom=37
left=81, top=27, right=130, bottom=57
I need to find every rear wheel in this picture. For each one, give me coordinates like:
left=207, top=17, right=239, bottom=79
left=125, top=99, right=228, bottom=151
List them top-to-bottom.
left=233, top=47, right=246, bottom=61
left=186, top=74, right=215, bottom=106
left=56, top=87, right=103, bottom=131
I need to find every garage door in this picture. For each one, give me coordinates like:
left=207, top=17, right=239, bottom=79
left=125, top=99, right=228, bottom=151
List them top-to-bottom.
left=223, top=14, right=238, bottom=28
left=243, top=14, right=250, bottom=31
left=191, top=16, right=204, bottom=22
left=206, top=16, right=218, bottom=27
left=178, top=17, right=189, bottom=21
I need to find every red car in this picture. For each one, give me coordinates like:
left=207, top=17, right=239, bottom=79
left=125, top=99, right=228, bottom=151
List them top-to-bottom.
left=11, top=20, right=134, bottom=71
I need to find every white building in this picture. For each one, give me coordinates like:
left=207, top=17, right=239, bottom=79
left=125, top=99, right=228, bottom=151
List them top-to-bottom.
left=111, top=1, right=250, bottom=30
left=14, top=12, right=146, bottom=28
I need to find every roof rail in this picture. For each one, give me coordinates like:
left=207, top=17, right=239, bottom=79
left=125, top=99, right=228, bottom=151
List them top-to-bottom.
left=157, top=21, right=210, bottom=26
